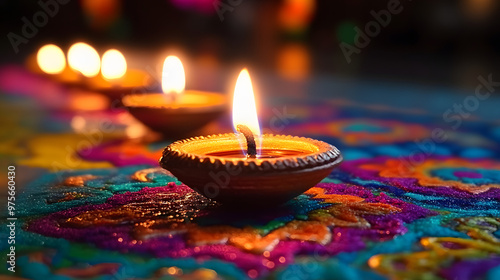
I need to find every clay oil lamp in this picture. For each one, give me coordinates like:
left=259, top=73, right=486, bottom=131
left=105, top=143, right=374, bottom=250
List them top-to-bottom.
left=64, top=42, right=102, bottom=87
left=27, top=44, right=82, bottom=87
left=85, top=49, right=152, bottom=101
left=122, top=56, right=227, bottom=136
left=159, top=69, right=342, bottom=206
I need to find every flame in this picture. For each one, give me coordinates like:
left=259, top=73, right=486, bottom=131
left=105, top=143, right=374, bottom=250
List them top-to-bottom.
left=67, top=42, right=101, bottom=77
left=37, top=44, right=66, bottom=74
left=101, top=49, right=127, bottom=80
left=162, top=56, right=185, bottom=94
left=232, top=69, right=261, bottom=136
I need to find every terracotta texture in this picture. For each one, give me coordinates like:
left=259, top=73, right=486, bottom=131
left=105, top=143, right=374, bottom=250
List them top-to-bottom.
left=123, top=92, right=227, bottom=136
left=159, top=134, right=342, bottom=206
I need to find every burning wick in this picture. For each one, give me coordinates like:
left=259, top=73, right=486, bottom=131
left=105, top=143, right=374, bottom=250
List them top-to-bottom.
left=236, top=124, right=257, bottom=158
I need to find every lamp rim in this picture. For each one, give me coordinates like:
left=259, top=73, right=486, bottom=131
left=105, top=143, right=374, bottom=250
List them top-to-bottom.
left=159, top=133, right=342, bottom=173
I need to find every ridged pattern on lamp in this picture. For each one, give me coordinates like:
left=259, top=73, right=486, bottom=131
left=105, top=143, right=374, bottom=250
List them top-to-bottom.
left=159, top=134, right=342, bottom=205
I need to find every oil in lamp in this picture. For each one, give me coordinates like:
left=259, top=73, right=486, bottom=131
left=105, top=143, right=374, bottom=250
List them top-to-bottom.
left=85, top=49, right=153, bottom=101
left=122, top=55, right=227, bottom=136
left=159, top=69, right=342, bottom=206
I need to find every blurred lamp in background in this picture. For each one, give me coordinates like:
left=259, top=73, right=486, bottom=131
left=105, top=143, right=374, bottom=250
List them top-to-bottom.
left=81, top=0, right=122, bottom=30
left=278, top=0, right=316, bottom=33
left=463, top=0, right=495, bottom=20
left=67, top=42, right=101, bottom=78
left=276, top=43, right=311, bottom=80
left=37, top=44, right=66, bottom=75
left=101, top=49, right=127, bottom=80
left=162, top=55, right=186, bottom=98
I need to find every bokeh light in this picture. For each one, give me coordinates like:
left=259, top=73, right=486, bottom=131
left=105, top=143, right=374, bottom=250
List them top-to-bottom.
left=67, top=42, right=101, bottom=78
left=36, top=44, right=66, bottom=75
left=101, top=49, right=127, bottom=80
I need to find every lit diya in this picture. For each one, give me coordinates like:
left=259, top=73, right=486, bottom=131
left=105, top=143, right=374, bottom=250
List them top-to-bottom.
left=66, top=42, right=101, bottom=81
left=27, top=44, right=82, bottom=87
left=85, top=49, right=153, bottom=101
left=122, top=56, right=227, bottom=136
left=159, top=69, right=342, bottom=206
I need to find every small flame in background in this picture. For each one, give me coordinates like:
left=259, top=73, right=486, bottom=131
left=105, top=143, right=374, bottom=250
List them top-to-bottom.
left=67, top=42, right=101, bottom=78
left=37, top=44, right=66, bottom=75
left=101, top=49, right=127, bottom=80
left=162, top=55, right=186, bottom=95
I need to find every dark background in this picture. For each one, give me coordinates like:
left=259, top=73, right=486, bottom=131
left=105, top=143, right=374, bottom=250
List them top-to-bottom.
left=1, top=0, right=500, bottom=90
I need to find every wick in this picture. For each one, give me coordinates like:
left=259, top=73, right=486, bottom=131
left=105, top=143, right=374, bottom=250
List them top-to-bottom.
left=169, top=93, right=177, bottom=104
left=236, top=124, right=257, bottom=158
